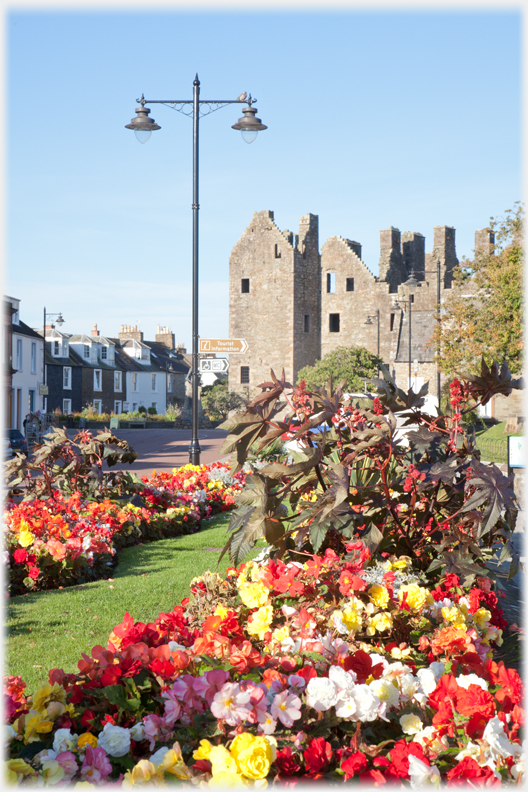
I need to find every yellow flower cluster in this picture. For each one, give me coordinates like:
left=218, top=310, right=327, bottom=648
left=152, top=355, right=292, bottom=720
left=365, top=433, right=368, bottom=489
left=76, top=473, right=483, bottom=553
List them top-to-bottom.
left=238, top=581, right=270, bottom=609
left=368, top=583, right=390, bottom=608
left=398, top=584, right=429, bottom=612
left=246, top=605, right=274, bottom=640
left=11, top=682, right=77, bottom=745
left=194, top=734, right=275, bottom=786
left=123, top=742, right=193, bottom=787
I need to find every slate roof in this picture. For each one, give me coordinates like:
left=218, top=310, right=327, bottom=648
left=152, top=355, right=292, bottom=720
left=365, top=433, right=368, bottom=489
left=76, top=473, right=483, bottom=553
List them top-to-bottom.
left=395, top=309, right=435, bottom=363
left=13, top=320, right=45, bottom=340
left=143, top=341, right=190, bottom=375
left=44, top=344, right=85, bottom=368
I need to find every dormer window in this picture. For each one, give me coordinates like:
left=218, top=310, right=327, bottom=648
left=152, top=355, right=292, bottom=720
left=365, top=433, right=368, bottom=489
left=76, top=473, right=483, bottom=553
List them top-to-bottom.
left=54, top=341, right=60, bottom=356
left=63, top=341, right=68, bottom=355
left=84, top=345, right=90, bottom=359
left=101, top=346, right=107, bottom=360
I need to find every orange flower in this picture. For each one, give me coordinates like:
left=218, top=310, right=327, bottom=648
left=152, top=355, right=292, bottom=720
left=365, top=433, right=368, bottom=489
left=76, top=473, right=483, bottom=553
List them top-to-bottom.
left=430, top=626, right=471, bottom=657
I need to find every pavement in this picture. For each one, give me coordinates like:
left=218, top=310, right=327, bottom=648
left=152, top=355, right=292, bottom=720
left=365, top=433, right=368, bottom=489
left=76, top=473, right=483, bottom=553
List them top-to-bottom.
left=64, top=427, right=230, bottom=478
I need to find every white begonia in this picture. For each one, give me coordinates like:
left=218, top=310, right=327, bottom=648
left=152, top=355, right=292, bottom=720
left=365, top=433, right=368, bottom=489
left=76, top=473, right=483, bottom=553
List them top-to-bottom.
left=282, top=605, right=297, bottom=617
left=331, top=612, right=349, bottom=635
left=280, top=637, right=301, bottom=654
left=168, top=640, right=186, bottom=652
left=368, top=653, right=389, bottom=671
left=382, top=661, right=412, bottom=679
left=429, top=662, right=445, bottom=681
left=328, top=665, right=356, bottom=694
left=416, top=668, right=438, bottom=696
left=398, top=673, right=420, bottom=699
left=456, top=673, right=489, bottom=691
left=305, top=677, right=339, bottom=712
left=369, top=678, right=400, bottom=709
left=350, top=684, right=381, bottom=722
left=334, top=695, right=357, bottom=720
left=399, top=714, right=423, bottom=735
left=482, top=716, right=519, bottom=761
left=129, top=722, right=145, bottom=742
left=96, top=723, right=131, bottom=757
left=5, top=725, right=16, bottom=747
left=53, top=728, right=78, bottom=754
left=510, top=741, right=526, bottom=782
left=150, top=747, right=169, bottom=767
left=34, top=748, right=57, bottom=765
left=408, top=755, right=441, bottom=788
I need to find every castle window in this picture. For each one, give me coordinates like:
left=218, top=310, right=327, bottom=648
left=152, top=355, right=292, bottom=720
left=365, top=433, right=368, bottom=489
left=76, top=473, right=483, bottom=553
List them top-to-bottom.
left=274, top=244, right=281, bottom=258
left=327, top=273, right=336, bottom=293
left=346, top=277, right=354, bottom=292
left=241, top=278, right=250, bottom=293
left=410, top=294, right=415, bottom=303
left=329, top=313, right=340, bottom=333
left=390, top=313, right=395, bottom=331
left=304, top=315, right=310, bottom=332
left=241, top=366, right=250, bottom=384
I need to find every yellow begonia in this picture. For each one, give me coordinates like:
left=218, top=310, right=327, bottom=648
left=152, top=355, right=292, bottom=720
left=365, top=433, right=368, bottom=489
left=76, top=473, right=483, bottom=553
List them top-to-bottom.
left=18, top=529, right=35, bottom=548
left=391, top=556, right=411, bottom=569
left=238, top=581, right=270, bottom=609
left=369, top=583, right=390, bottom=608
left=398, top=584, right=428, bottom=611
left=214, top=604, right=229, bottom=619
left=246, top=605, right=273, bottom=640
left=341, top=606, right=362, bottom=633
left=441, top=606, right=466, bottom=626
left=473, top=607, right=492, bottom=630
left=367, top=611, right=393, bottom=635
left=272, top=625, right=290, bottom=644
left=482, top=626, right=503, bottom=646
left=31, top=681, right=67, bottom=713
left=24, top=711, right=54, bottom=743
left=400, top=714, right=423, bottom=735
left=77, top=733, right=98, bottom=750
left=230, top=733, right=273, bottom=780
left=193, top=739, right=213, bottom=761
left=161, top=743, right=193, bottom=780
left=209, top=746, right=239, bottom=776
left=6, top=758, right=36, bottom=780
left=41, top=760, right=65, bottom=786
left=122, top=760, right=158, bottom=787
left=208, top=770, right=247, bottom=787
left=74, top=784, right=97, bottom=790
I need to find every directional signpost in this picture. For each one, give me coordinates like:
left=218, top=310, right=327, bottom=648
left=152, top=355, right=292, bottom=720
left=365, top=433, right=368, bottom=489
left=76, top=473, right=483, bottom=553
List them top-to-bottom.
left=199, top=338, right=248, bottom=354
left=199, top=358, right=229, bottom=373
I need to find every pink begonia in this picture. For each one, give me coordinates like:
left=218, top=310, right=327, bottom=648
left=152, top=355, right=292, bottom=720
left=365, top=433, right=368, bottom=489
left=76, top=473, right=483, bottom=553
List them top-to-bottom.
left=191, top=669, right=231, bottom=706
left=170, top=674, right=205, bottom=711
left=287, top=674, right=306, bottom=691
left=239, top=680, right=269, bottom=724
left=210, top=682, right=252, bottom=726
left=161, top=689, right=182, bottom=726
left=271, top=690, right=302, bottom=728
left=257, top=711, right=277, bottom=735
left=143, top=713, right=165, bottom=751
left=80, top=745, right=113, bottom=784
left=55, top=751, right=78, bottom=778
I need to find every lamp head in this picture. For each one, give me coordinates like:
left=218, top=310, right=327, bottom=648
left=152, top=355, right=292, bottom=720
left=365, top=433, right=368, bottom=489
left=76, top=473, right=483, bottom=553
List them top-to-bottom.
left=125, top=95, right=161, bottom=143
left=232, top=96, right=267, bottom=143
left=405, top=270, right=419, bottom=293
left=55, top=313, right=65, bottom=327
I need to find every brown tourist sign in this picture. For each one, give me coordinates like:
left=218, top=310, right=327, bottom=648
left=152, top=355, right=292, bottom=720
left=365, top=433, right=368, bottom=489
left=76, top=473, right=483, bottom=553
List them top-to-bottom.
left=199, top=338, right=248, bottom=354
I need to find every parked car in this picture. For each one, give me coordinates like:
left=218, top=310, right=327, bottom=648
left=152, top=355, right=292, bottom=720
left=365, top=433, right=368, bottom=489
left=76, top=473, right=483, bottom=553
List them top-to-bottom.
left=5, top=429, right=28, bottom=457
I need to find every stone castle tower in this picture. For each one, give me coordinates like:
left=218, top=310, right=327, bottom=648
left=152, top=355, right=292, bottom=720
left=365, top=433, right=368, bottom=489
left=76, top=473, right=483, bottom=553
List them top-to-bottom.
left=229, top=211, right=492, bottom=399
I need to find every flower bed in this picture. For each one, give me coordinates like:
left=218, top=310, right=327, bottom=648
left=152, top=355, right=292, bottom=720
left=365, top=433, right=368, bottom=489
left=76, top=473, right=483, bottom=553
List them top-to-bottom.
left=4, top=463, right=246, bottom=596
left=4, top=546, right=523, bottom=786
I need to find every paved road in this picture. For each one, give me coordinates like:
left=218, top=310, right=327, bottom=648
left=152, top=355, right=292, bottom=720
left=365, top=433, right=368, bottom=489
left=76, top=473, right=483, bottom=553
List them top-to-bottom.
left=66, top=428, right=230, bottom=478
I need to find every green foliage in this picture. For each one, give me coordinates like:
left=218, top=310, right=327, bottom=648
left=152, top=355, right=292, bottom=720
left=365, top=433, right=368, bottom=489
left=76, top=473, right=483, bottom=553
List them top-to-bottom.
left=435, top=204, right=524, bottom=376
left=296, top=345, right=382, bottom=392
left=219, top=359, right=523, bottom=587
left=201, top=379, right=246, bottom=421
left=165, top=403, right=182, bottom=421
left=138, top=406, right=147, bottom=414
left=147, top=407, right=157, bottom=415
left=5, top=427, right=140, bottom=501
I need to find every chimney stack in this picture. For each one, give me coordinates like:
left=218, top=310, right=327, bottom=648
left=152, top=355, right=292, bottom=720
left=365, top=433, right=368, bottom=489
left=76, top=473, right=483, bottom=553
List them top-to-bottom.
left=91, top=323, right=99, bottom=337
left=118, top=324, right=144, bottom=343
left=155, top=325, right=175, bottom=349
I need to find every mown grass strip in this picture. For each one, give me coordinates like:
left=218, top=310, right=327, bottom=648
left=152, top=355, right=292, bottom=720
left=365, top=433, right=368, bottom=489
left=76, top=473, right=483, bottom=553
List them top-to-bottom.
left=6, top=513, right=262, bottom=692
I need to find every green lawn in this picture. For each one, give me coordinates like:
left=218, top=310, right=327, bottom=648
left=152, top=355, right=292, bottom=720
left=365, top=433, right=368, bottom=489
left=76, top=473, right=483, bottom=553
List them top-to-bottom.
left=474, top=421, right=524, bottom=440
left=6, top=513, right=264, bottom=693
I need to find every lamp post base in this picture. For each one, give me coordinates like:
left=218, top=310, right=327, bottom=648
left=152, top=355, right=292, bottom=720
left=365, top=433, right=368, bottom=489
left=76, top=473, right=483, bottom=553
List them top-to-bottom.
left=189, top=442, right=202, bottom=466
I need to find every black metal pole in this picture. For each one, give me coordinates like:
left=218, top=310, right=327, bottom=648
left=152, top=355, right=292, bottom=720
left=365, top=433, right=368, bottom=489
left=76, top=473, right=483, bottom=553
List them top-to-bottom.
left=189, top=75, right=202, bottom=465
left=436, top=261, right=441, bottom=407
left=408, top=296, right=412, bottom=391
left=42, top=307, right=46, bottom=413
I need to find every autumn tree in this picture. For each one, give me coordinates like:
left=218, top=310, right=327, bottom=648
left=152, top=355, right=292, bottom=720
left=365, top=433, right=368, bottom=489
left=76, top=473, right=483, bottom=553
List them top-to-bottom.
left=434, top=204, right=523, bottom=376
left=296, top=345, right=382, bottom=392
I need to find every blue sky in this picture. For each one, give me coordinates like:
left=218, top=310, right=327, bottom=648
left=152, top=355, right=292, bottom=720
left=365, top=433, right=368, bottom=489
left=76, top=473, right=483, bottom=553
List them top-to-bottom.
left=6, top=9, right=521, bottom=349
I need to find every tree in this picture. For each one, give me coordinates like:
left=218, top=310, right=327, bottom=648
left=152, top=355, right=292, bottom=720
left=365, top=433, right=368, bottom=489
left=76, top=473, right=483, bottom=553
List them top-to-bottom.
left=434, top=204, right=523, bottom=376
left=296, top=345, right=382, bottom=391
left=201, top=380, right=245, bottom=421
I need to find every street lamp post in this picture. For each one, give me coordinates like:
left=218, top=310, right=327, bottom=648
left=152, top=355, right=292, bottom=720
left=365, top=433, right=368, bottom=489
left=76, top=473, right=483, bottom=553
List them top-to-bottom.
left=125, top=76, right=267, bottom=465
left=420, top=261, right=442, bottom=405
left=403, top=273, right=419, bottom=390
left=42, top=307, right=64, bottom=412
left=364, top=309, right=380, bottom=375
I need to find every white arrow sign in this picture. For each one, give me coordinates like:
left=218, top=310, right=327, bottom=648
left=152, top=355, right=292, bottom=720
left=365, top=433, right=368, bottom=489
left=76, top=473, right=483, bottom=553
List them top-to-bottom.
left=199, top=357, right=229, bottom=373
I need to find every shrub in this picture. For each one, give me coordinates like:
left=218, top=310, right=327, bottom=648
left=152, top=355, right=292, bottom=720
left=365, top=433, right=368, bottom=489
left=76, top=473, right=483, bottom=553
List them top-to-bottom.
left=218, top=359, right=523, bottom=587
left=201, top=380, right=245, bottom=421
left=138, top=405, right=147, bottom=414
left=147, top=407, right=157, bottom=415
